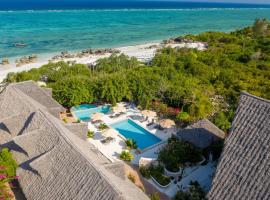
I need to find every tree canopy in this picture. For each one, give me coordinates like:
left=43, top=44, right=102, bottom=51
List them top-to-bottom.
left=5, top=19, right=270, bottom=131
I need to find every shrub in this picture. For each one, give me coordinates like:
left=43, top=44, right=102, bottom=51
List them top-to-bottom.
left=176, top=112, right=190, bottom=123
left=213, top=112, right=231, bottom=132
left=99, top=123, right=109, bottom=131
left=87, top=131, right=94, bottom=138
left=158, top=137, right=202, bottom=172
left=125, top=139, right=138, bottom=150
left=0, top=148, right=18, bottom=200
left=0, top=148, right=18, bottom=177
left=119, top=151, right=134, bottom=162
left=140, top=164, right=170, bottom=186
left=139, top=166, right=151, bottom=179
left=152, top=173, right=171, bottom=186
left=127, top=174, right=136, bottom=183
left=174, top=181, right=206, bottom=200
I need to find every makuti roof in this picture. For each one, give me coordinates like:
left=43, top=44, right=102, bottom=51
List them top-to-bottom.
left=0, top=81, right=148, bottom=200
left=208, top=92, right=270, bottom=200
left=177, top=118, right=225, bottom=149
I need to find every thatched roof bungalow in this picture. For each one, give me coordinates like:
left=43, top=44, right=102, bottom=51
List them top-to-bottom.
left=177, top=118, right=225, bottom=149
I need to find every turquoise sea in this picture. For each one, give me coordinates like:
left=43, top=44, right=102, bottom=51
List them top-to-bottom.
left=1, top=7, right=270, bottom=58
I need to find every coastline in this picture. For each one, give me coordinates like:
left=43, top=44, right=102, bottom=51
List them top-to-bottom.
left=0, top=40, right=207, bottom=82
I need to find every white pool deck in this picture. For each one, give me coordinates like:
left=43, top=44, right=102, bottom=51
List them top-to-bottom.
left=87, top=106, right=174, bottom=163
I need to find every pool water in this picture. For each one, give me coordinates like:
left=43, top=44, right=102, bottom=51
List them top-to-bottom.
left=71, top=104, right=110, bottom=121
left=112, top=119, right=161, bottom=150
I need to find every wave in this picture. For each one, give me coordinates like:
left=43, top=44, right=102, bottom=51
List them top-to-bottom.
left=0, top=7, right=270, bottom=13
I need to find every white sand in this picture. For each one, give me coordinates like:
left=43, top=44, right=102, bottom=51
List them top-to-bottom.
left=0, top=41, right=207, bottom=82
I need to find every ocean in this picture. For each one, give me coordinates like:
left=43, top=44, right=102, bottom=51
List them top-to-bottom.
left=1, top=1, right=270, bottom=58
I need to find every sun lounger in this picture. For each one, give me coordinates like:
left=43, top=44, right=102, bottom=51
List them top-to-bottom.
left=147, top=122, right=155, bottom=127
left=101, top=137, right=115, bottom=144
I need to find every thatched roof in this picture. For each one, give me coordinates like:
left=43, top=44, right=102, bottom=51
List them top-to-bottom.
left=0, top=81, right=148, bottom=200
left=208, top=92, right=270, bottom=200
left=141, top=110, right=157, bottom=118
left=159, top=119, right=175, bottom=129
left=177, top=119, right=225, bottom=149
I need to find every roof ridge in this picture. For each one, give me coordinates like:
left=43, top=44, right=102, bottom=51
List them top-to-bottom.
left=12, top=81, right=63, bottom=109
left=241, top=91, right=270, bottom=104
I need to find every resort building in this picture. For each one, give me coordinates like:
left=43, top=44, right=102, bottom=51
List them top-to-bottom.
left=0, top=81, right=148, bottom=200
left=1, top=81, right=270, bottom=200
left=208, top=92, right=270, bottom=200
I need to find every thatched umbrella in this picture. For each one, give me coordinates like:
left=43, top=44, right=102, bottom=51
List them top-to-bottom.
left=112, top=104, right=127, bottom=114
left=141, top=110, right=157, bottom=118
left=91, top=112, right=104, bottom=122
left=159, top=119, right=176, bottom=129
left=102, top=128, right=118, bottom=138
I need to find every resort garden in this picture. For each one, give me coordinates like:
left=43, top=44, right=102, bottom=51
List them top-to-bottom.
left=5, top=19, right=270, bottom=134
left=139, top=136, right=203, bottom=188
left=158, top=137, right=202, bottom=172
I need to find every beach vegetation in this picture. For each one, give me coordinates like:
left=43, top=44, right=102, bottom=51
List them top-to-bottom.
left=5, top=19, right=270, bottom=132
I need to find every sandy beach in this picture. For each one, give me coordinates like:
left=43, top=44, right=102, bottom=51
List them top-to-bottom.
left=0, top=41, right=207, bottom=82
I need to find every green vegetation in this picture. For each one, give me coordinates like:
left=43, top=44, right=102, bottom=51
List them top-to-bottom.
left=5, top=19, right=270, bottom=131
left=98, top=123, right=109, bottom=131
left=87, top=131, right=94, bottom=138
left=158, top=137, right=202, bottom=172
left=125, top=139, right=138, bottom=150
left=0, top=148, right=18, bottom=200
left=0, top=148, right=18, bottom=177
left=119, top=151, right=134, bottom=161
left=139, top=164, right=170, bottom=186
left=174, top=181, right=206, bottom=200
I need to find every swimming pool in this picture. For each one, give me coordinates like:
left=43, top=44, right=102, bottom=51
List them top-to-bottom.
left=71, top=104, right=110, bottom=121
left=111, top=119, right=161, bottom=150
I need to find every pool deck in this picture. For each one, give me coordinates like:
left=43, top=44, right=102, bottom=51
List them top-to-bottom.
left=86, top=105, right=175, bottom=164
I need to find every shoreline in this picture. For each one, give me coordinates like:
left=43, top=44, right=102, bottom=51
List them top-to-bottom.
left=0, top=40, right=207, bottom=82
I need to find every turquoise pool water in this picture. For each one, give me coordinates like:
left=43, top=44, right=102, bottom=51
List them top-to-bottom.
left=72, top=104, right=110, bottom=121
left=112, top=119, right=161, bottom=150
